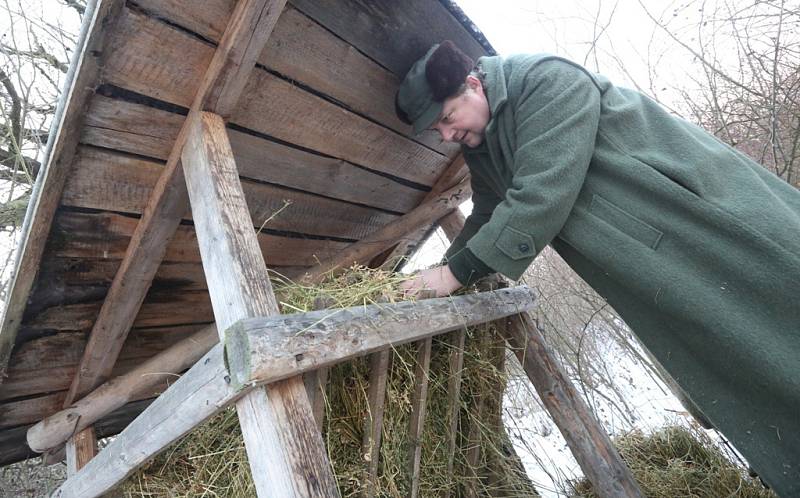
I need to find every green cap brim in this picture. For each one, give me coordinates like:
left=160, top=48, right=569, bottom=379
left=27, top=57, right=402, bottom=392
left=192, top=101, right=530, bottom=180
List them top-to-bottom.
left=412, top=100, right=443, bottom=135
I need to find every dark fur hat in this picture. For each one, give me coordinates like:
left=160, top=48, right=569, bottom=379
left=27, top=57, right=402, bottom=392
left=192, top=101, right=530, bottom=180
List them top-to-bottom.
left=425, top=40, right=475, bottom=101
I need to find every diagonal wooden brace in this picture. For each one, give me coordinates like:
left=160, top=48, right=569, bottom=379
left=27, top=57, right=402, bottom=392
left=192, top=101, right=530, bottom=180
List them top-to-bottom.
left=51, top=287, right=536, bottom=497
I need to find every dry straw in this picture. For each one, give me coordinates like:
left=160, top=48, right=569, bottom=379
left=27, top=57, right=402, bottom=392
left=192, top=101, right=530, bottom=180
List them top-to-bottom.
left=120, top=266, right=536, bottom=497
left=572, top=425, right=777, bottom=498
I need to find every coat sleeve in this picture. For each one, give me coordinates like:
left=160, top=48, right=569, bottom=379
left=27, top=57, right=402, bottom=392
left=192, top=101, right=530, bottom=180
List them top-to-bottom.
left=447, top=59, right=601, bottom=282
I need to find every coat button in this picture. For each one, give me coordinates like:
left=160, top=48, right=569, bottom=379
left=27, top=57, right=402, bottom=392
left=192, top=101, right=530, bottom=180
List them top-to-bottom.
left=518, top=243, right=530, bottom=253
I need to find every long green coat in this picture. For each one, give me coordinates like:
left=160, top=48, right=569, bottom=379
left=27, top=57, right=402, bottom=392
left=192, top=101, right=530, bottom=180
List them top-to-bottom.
left=445, top=54, right=800, bottom=495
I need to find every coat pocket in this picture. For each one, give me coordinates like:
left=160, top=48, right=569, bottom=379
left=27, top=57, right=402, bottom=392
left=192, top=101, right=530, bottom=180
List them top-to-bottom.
left=589, top=195, right=663, bottom=249
left=495, top=226, right=536, bottom=260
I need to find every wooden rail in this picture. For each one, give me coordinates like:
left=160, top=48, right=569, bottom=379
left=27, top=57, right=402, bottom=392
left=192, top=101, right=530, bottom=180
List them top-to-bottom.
left=51, top=288, right=534, bottom=497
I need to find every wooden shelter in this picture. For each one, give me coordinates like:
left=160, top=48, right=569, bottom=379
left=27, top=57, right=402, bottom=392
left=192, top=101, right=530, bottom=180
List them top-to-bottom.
left=0, top=1, right=643, bottom=496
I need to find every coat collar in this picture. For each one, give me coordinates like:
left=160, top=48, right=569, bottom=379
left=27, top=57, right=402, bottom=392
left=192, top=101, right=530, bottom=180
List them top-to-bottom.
left=478, top=55, right=508, bottom=134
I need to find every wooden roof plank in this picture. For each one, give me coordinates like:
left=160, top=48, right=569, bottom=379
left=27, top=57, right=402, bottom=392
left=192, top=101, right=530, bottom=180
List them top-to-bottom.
left=0, top=0, right=125, bottom=380
left=64, top=0, right=289, bottom=405
left=289, top=0, right=488, bottom=77
left=123, top=2, right=454, bottom=154
left=101, top=7, right=449, bottom=186
left=80, top=98, right=428, bottom=213
left=62, top=147, right=399, bottom=241
left=48, top=211, right=347, bottom=267
left=25, top=291, right=214, bottom=333
left=0, top=325, right=206, bottom=403
left=0, top=380, right=166, bottom=431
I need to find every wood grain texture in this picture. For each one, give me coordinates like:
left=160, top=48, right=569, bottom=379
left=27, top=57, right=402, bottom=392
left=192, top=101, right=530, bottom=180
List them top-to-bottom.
left=0, top=0, right=125, bottom=380
left=64, top=0, right=289, bottom=407
left=200, top=0, right=288, bottom=117
left=289, top=0, right=487, bottom=77
left=108, top=3, right=454, bottom=154
left=101, top=7, right=449, bottom=186
left=234, top=69, right=446, bottom=186
left=80, top=98, right=427, bottom=213
left=182, top=111, right=338, bottom=497
left=62, top=146, right=398, bottom=240
left=302, top=178, right=471, bottom=281
left=48, top=211, right=348, bottom=267
left=50, top=287, right=534, bottom=497
left=224, top=287, right=537, bottom=388
left=23, top=291, right=214, bottom=333
left=501, top=313, right=644, bottom=498
left=0, top=325, right=204, bottom=402
left=27, top=325, right=217, bottom=452
left=408, top=337, right=432, bottom=498
left=52, top=345, right=236, bottom=498
left=362, top=349, right=389, bottom=497
left=302, top=366, right=328, bottom=430
left=0, top=382, right=166, bottom=431
left=65, top=427, right=96, bottom=475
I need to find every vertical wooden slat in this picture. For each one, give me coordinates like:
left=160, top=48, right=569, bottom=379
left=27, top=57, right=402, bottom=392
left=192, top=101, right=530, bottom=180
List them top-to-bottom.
left=182, top=111, right=339, bottom=497
left=433, top=206, right=642, bottom=498
left=445, top=329, right=466, bottom=481
left=464, top=329, right=491, bottom=498
left=407, top=337, right=432, bottom=498
left=362, top=349, right=390, bottom=496
left=304, top=367, right=329, bottom=430
left=65, top=426, right=97, bottom=475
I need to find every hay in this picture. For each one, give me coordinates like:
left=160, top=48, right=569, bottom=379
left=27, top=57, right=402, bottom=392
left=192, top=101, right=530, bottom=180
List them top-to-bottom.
left=119, top=267, right=537, bottom=497
left=571, top=425, right=777, bottom=497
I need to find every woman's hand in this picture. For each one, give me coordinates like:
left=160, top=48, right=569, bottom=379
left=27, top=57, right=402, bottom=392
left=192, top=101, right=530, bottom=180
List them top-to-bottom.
left=400, top=265, right=463, bottom=298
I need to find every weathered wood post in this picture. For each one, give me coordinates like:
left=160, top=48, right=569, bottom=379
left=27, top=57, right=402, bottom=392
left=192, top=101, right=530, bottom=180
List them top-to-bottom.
left=181, top=111, right=339, bottom=497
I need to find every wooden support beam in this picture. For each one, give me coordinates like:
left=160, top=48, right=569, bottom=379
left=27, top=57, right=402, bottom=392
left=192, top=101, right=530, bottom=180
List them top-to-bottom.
left=64, top=0, right=288, bottom=406
left=182, top=111, right=337, bottom=497
left=375, top=155, right=468, bottom=269
left=302, top=178, right=471, bottom=282
left=438, top=210, right=467, bottom=242
left=225, top=286, right=536, bottom=389
left=52, top=288, right=535, bottom=497
left=501, top=313, right=644, bottom=498
left=27, top=325, right=218, bottom=453
left=407, top=337, right=432, bottom=498
left=53, top=344, right=236, bottom=498
left=362, top=350, right=390, bottom=497
left=65, top=427, right=96, bottom=475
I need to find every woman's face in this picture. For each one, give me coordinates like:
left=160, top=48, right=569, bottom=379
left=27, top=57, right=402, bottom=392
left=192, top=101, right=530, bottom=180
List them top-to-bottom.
left=430, top=75, right=491, bottom=148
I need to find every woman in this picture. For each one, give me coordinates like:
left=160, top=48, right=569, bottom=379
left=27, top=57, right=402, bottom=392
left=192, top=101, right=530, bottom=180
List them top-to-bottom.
left=395, top=41, right=800, bottom=495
